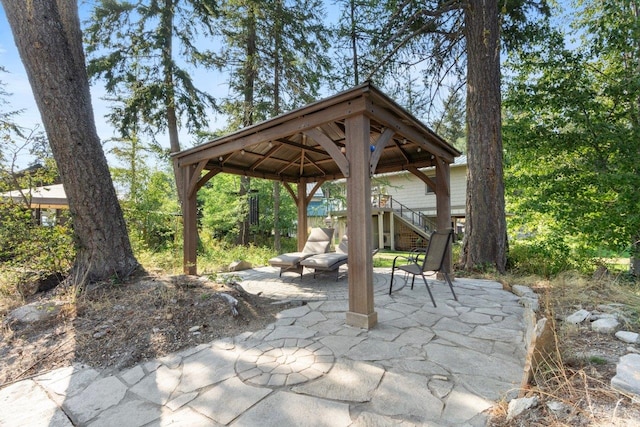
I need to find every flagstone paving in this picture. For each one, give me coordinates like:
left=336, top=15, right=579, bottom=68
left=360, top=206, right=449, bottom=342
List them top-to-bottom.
left=0, top=267, right=531, bottom=426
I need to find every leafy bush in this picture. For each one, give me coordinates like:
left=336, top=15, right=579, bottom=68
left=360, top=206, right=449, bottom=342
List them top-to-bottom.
left=0, top=204, right=74, bottom=274
left=507, top=235, right=594, bottom=277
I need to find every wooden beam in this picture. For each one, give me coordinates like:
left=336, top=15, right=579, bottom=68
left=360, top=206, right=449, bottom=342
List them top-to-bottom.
left=176, top=98, right=368, bottom=167
left=365, top=99, right=456, bottom=162
left=303, top=128, right=350, bottom=178
left=369, top=128, right=395, bottom=175
left=275, top=137, right=330, bottom=156
left=249, top=144, right=282, bottom=171
left=435, top=156, right=453, bottom=275
left=372, top=159, right=437, bottom=175
left=187, top=160, right=207, bottom=198
left=182, top=165, right=198, bottom=275
left=407, top=166, right=437, bottom=193
left=195, top=169, right=220, bottom=194
left=297, top=180, right=309, bottom=251
left=305, top=180, right=325, bottom=205
left=282, top=182, right=298, bottom=204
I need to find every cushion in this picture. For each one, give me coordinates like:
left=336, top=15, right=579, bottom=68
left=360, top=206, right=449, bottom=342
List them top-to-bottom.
left=301, top=227, right=334, bottom=253
left=268, top=252, right=313, bottom=267
left=300, top=253, right=348, bottom=271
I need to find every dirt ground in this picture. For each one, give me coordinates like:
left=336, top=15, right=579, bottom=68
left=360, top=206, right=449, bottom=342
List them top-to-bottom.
left=0, top=271, right=292, bottom=386
left=1, top=271, right=639, bottom=426
left=488, top=285, right=640, bottom=426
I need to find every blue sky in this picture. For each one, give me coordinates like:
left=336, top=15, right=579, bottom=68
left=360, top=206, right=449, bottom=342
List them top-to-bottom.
left=1, top=1, right=573, bottom=169
left=0, top=2, right=230, bottom=168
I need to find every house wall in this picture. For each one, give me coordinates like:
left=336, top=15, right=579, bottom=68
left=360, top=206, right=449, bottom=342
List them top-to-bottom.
left=374, top=164, right=467, bottom=215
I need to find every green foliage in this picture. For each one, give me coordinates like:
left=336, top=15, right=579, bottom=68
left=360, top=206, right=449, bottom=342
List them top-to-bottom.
left=84, top=0, right=218, bottom=141
left=504, top=1, right=640, bottom=271
left=121, top=169, right=181, bottom=252
left=199, top=175, right=297, bottom=243
left=0, top=204, right=74, bottom=275
left=508, top=235, right=584, bottom=277
left=197, top=239, right=279, bottom=274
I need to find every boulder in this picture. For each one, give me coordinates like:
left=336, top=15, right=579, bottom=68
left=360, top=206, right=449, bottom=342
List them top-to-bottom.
left=228, top=260, right=252, bottom=272
left=7, top=300, right=64, bottom=324
left=565, top=309, right=590, bottom=324
left=591, top=318, right=619, bottom=334
left=616, top=331, right=639, bottom=344
left=611, top=354, right=640, bottom=397
left=507, top=396, right=539, bottom=420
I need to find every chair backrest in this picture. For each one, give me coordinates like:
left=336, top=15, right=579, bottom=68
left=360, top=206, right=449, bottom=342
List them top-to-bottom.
left=301, top=227, right=334, bottom=254
left=421, top=229, right=453, bottom=272
left=336, top=235, right=348, bottom=254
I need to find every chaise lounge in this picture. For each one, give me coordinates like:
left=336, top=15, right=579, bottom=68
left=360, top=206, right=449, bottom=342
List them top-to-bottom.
left=268, top=227, right=334, bottom=277
left=299, top=234, right=349, bottom=280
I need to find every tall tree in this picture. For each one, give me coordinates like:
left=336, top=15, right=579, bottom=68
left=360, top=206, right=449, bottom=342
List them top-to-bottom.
left=1, top=0, right=138, bottom=283
left=84, top=0, right=218, bottom=203
left=216, top=0, right=330, bottom=245
left=341, top=0, right=550, bottom=273
left=461, top=0, right=506, bottom=272
left=504, top=0, right=640, bottom=275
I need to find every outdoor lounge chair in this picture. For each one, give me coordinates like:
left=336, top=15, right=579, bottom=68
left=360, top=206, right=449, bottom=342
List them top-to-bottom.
left=268, top=227, right=334, bottom=277
left=388, top=229, right=457, bottom=307
left=299, top=234, right=349, bottom=280
left=300, top=234, right=379, bottom=280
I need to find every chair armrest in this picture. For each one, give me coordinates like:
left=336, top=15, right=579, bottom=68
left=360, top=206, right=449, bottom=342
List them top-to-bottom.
left=391, top=255, right=413, bottom=268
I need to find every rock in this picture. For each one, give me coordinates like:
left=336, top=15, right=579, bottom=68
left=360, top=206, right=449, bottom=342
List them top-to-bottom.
left=228, top=260, right=252, bottom=272
left=512, top=285, right=534, bottom=297
left=219, top=293, right=239, bottom=316
left=520, top=295, right=539, bottom=312
left=7, top=301, right=64, bottom=324
left=596, top=303, right=625, bottom=312
left=565, top=309, right=590, bottom=324
left=590, top=312, right=617, bottom=321
left=591, top=318, right=619, bottom=334
left=188, top=326, right=201, bottom=332
left=93, top=330, right=107, bottom=339
left=616, top=331, right=639, bottom=344
left=611, top=354, right=640, bottom=397
left=507, top=396, right=539, bottom=420
left=546, top=400, right=571, bottom=418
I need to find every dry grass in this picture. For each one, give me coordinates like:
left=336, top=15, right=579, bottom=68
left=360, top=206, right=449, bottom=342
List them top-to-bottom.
left=489, top=271, right=640, bottom=426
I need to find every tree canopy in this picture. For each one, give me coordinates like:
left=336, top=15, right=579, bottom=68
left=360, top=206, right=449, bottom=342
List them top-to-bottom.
left=504, top=0, right=640, bottom=273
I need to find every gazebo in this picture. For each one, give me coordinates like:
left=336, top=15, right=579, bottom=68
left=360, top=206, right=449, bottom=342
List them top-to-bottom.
left=173, top=82, right=461, bottom=329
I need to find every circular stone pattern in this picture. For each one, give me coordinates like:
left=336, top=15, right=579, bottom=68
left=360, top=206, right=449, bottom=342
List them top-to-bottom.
left=236, top=338, right=335, bottom=387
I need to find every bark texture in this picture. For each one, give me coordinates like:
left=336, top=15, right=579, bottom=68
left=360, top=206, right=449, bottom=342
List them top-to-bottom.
left=2, top=0, right=138, bottom=283
left=461, top=0, right=508, bottom=273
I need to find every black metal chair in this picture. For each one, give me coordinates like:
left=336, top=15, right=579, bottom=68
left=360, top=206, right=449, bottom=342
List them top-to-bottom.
left=388, top=229, right=457, bottom=307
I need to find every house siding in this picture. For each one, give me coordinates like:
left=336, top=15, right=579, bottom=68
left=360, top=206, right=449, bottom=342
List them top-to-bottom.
left=373, top=164, right=467, bottom=216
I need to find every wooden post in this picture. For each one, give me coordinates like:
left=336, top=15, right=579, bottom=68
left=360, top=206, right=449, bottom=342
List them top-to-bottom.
left=345, top=114, right=377, bottom=329
left=435, top=157, right=453, bottom=274
left=182, top=164, right=198, bottom=275
left=297, top=179, right=309, bottom=251
left=378, top=212, right=384, bottom=250
left=390, top=213, right=395, bottom=251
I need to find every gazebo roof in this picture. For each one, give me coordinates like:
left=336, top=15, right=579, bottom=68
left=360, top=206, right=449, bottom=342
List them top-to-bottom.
left=174, top=82, right=461, bottom=182
left=174, top=82, right=461, bottom=329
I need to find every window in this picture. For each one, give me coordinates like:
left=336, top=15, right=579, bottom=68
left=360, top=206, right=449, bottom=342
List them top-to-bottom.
left=425, top=177, right=436, bottom=194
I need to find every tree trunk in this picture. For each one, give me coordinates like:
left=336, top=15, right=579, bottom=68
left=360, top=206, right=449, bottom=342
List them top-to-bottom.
left=2, top=0, right=138, bottom=283
left=162, top=0, right=185, bottom=205
left=460, top=0, right=507, bottom=273
left=237, top=5, right=257, bottom=246
left=273, top=181, right=281, bottom=252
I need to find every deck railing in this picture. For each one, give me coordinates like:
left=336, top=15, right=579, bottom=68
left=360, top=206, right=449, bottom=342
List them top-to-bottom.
left=371, top=194, right=437, bottom=233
